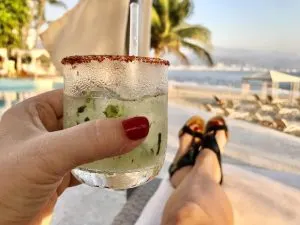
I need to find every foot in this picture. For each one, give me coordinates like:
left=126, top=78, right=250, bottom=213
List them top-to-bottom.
left=195, top=119, right=228, bottom=183
left=173, top=123, right=202, bottom=164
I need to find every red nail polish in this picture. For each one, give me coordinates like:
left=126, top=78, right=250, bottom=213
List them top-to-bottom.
left=122, top=117, right=150, bottom=140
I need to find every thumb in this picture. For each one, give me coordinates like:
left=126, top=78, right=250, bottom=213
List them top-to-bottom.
left=35, top=116, right=149, bottom=175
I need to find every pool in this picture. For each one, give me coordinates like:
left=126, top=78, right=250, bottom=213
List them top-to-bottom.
left=0, top=78, right=63, bottom=92
left=0, top=78, right=64, bottom=111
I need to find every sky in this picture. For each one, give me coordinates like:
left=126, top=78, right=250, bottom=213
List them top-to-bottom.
left=46, top=0, right=300, bottom=53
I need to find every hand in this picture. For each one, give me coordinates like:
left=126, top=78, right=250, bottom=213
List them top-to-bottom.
left=0, top=90, right=149, bottom=225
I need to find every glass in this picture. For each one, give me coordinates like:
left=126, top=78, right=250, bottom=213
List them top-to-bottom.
left=62, top=55, right=169, bottom=189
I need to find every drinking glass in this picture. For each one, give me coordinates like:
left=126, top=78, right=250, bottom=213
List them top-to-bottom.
left=62, top=55, right=169, bottom=189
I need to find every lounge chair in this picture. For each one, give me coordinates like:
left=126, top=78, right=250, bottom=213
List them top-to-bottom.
left=253, top=94, right=263, bottom=103
left=213, top=95, right=225, bottom=107
left=213, top=95, right=239, bottom=110
left=266, top=95, right=273, bottom=104
left=226, top=99, right=240, bottom=109
left=253, top=101, right=275, bottom=114
left=203, top=103, right=225, bottom=115
left=221, top=107, right=249, bottom=119
left=277, top=107, right=300, bottom=117
left=251, top=112, right=276, bottom=128
left=274, top=119, right=300, bottom=135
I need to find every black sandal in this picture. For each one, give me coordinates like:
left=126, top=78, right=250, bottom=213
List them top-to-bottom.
left=169, top=116, right=205, bottom=178
left=201, top=116, right=228, bottom=185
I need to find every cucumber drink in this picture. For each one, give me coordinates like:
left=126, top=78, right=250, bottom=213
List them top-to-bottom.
left=62, top=55, right=169, bottom=189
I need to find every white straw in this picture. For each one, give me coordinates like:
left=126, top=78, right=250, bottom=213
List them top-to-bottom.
left=129, top=1, right=139, bottom=56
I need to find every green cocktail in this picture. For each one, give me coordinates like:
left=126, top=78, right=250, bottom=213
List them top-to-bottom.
left=62, top=55, right=169, bottom=189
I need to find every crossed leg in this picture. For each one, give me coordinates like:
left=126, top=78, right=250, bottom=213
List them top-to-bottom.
left=162, top=123, right=233, bottom=225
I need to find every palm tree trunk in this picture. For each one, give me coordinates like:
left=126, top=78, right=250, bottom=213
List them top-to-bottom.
left=34, top=0, right=46, bottom=47
left=154, top=49, right=161, bottom=58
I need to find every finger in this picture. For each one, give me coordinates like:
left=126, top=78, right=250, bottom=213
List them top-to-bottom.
left=27, top=89, right=63, bottom=119
left=1, top=90, right=63, bottom=131
left=33, top=117, right=149, bottom=176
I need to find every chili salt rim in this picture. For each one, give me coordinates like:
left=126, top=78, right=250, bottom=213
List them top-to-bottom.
left=61, top=55, right=170, bottom=66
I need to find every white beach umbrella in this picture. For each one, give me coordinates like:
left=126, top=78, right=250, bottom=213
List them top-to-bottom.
left=40, top=0, right=152, bottom=74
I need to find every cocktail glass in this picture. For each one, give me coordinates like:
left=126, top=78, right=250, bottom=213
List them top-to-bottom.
left=62, top=55, right=169, bottom=189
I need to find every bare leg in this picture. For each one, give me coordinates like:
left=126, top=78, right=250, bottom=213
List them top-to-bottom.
left=162, top=129, right=233, bottom=225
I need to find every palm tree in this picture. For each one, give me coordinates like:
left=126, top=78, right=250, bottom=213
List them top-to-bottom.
left=151, top=0, right=213, bottom=65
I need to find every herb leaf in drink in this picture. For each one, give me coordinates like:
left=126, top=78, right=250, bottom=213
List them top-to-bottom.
left=103, top=104, right=124, bottom=118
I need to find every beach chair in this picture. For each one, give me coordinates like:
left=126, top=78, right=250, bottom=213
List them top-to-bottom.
left=253, top=94, right=263, bottom=103
left=213, top=95, right=225, bottom=107
left=213, top=95, right=240, bottom=110
left=266, top=95, right=273, bottom=104
left=252, top=96, right=277, bottom=113
left=226, top=99, right=240, bottom=109
left=203, top=103, right=225, bottom=116
left=257, top=104, right=274, bottom=113
left=221, top=107, right=249, bottom=119
left=277, top=107, right=300, bottom=118
left=251, top=112, right=276, bottom=128
left=274, top=119, right=300, bottom=135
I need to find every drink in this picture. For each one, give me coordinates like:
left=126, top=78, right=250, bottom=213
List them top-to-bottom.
left=62, top=55, right=169, bottom=189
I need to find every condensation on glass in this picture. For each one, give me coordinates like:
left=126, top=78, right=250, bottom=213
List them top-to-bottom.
left=62, top=55, right=169, bottom=189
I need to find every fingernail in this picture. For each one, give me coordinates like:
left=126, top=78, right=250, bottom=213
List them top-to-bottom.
left=122, top=117, right=149, bottom=140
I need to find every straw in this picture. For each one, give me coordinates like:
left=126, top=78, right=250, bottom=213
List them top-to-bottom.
left=129, top=0, right=140, bottom=56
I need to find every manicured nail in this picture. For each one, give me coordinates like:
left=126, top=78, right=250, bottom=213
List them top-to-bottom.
left=122, top=117, right=150, bottom=140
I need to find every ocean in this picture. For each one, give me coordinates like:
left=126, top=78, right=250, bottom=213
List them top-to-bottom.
left=0, top=70, right=299, bottom=93
left=169, top=70, right=299, bottom=91
left=169, top=70, right=251, bottom=87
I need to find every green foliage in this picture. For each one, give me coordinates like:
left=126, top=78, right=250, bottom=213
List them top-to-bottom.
left=0, top=0, right=30, bottom=49
left=47, top=0, right=67, bottom=8
left=151, top=0, right=213, bottom=65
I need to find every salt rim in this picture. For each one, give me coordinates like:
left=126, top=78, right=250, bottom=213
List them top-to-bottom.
left=61, top=55, right=170, bottom=66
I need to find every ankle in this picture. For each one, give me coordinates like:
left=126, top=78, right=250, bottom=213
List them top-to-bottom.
left=194, top=149, right=221, bottom=183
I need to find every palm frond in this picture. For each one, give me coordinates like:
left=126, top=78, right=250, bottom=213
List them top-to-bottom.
left=47, top=0, right=67, bottom=9
left=151, top=0, right=214, bottom=66
left=153, top=0, right=170, bottom=35
left=153, top=0, right=169, bottom=20
left=169, top=0, right=193, bottom=27
left=178, top=0, right=193, bottom=18
left=151, top=7, right=161, bottom=28
left=175, top=25, right=211, bottom=46
left=181, top=40, right=214, bottom=66
left=170, top=48, right=189, bottom=65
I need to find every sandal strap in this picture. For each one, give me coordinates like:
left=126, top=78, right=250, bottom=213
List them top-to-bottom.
left=206, top=124, right=228, bottom=134
left=181, top=125, right=204, bottom=139
left=201, top=135, right=223, bottom=185
left=169, top=143, right=200, bottom=178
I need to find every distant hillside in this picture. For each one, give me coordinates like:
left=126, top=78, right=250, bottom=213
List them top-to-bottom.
left=166, top=47, right=300, bottom=69
left=213, top=47, right=300, bottom=69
